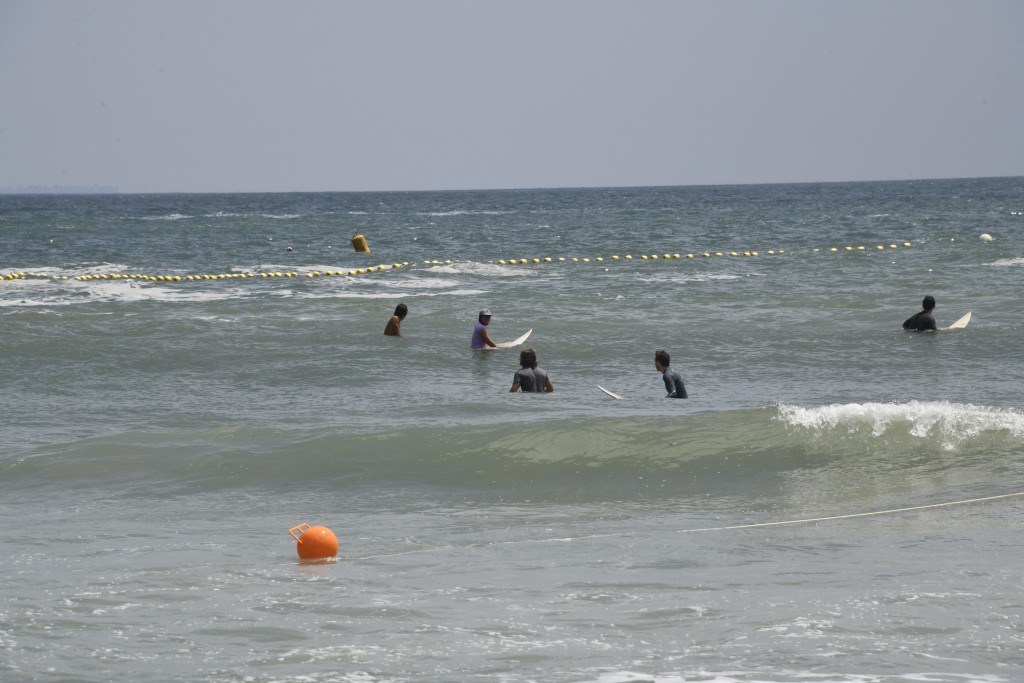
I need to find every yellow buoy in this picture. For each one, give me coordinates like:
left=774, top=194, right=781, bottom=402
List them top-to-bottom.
left=352, top=233, right=370, bottom=253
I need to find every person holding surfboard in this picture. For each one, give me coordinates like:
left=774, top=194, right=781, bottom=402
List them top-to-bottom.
left=902, top=295, right=938, bottom=332
left=383, top=303, right=407, bottom=337
left=471, top=309, right=498, bottom=349
left=510, top=348, right=554, bottom=393
left=654, top=349, right=688, bottom=398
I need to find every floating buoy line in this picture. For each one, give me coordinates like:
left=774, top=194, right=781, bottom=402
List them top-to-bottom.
left=1, top=241, right=916, bottom=283
left=495, top=242, right=913, bottom=265
left=1, top=263, right=411, bottom=283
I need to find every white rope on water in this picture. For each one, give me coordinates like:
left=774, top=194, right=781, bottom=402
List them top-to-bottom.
left=348, top=490, right=1024, bottom=562
left=675, top=490, right=1024, bottom=533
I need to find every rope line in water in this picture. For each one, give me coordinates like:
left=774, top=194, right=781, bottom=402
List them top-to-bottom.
left=1, top=242, right=917, bottom=282
left=495, top=242, right=912, bottom=265
left=1, top=263, right=411, bottom=282
left=349, top=489, right=1024, bottom=561
left=676, top=490, right=1024, bottom=533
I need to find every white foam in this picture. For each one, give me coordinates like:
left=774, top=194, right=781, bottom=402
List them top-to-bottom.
left=420, top=209, right=513, bottom=217
left=137, top=213, right=190, bottom=221
left=989, top=257, right=1024, bottom=267
left=426, top=261, right=531, bottom=277
left=636, top=272, right=743, bottom=284
left=0, top=274, right=257, bottom=306
left=387, top=276, right=464, bottom=290
left=297, top=287, right=486, bottom=301
left=777, top=401, right=1024, bottom=449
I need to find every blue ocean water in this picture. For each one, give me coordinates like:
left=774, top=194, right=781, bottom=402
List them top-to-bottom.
left=2, top=178, right=1023, bottom=682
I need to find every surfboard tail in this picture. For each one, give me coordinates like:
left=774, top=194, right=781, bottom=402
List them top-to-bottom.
left=944, top=311, right=971, bottom=330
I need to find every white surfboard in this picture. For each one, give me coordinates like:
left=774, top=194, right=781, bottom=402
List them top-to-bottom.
left=944, top=311, right=971, bottom=330
left=493, top=329, right=533, bottom=349
left=598, top=385, right=625, bottom=400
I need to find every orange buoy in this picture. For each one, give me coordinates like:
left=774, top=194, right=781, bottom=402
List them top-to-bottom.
left=351, top=233, right=370, bottom=253
left=289, top=523, right=338, bottom=559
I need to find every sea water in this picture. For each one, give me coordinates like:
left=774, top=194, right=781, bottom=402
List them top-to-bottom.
left=1, top=178, right=1023, bottom=682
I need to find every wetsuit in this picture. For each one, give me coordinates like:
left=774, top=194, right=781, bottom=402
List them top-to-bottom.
left=902, top=311, right=937, bottom=332
left=513, top=366, right=551, bottom=393
left=662, top=367, right=688, bottom=398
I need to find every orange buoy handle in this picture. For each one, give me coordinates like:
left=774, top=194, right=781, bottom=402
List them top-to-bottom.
left=289, top=523, right=311, bottom=542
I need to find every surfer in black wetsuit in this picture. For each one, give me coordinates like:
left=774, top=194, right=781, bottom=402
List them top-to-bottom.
left=902, top=295, right=938, bottom=332
left=654, top=349, right=688, bottom=398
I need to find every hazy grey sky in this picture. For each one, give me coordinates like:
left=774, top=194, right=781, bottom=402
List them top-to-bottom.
left=2, top=0, right=1022, bottom=193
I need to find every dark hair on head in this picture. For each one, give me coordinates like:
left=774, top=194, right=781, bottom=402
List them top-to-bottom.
left=922, top=295, right=935, bottom=311
left=394, top=303, right=408, bottom=316
left=519, top=348, right=537, bottom=369
left=654, top=349, right=670, bottom=367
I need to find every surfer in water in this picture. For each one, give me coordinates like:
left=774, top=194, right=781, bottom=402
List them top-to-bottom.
left=902, top=295, right=938, bottom=332
left=383, top=303, right=407, bottom=337
left=470, top=309, right=497, bottom=349
left=510, top=348, right=554, bottom=393
left=654, top=349, right=688, bottom=398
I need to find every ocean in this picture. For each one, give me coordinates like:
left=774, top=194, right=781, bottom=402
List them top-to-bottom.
left=1, top=177, right=1022, bottom=683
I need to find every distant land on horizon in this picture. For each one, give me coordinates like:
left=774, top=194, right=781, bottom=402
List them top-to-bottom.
left=0, top=185, right=119, bottom=194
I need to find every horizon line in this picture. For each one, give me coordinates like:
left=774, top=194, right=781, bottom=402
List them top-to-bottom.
left=1, top=174, right=1021, bottom=196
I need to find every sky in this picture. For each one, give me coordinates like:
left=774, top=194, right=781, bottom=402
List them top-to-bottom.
left=1, top=0, right=1022, bottom=193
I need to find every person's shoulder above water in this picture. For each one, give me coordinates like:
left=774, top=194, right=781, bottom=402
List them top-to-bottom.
left=902, top=295, right=937, bottom=332
left=384, top=303, right=407, bottom=336
left=902, top=311, right=937, bottom=331
left=510, top=348, right=554, bottom=393
left=654, top=349, right=688, bottom=398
